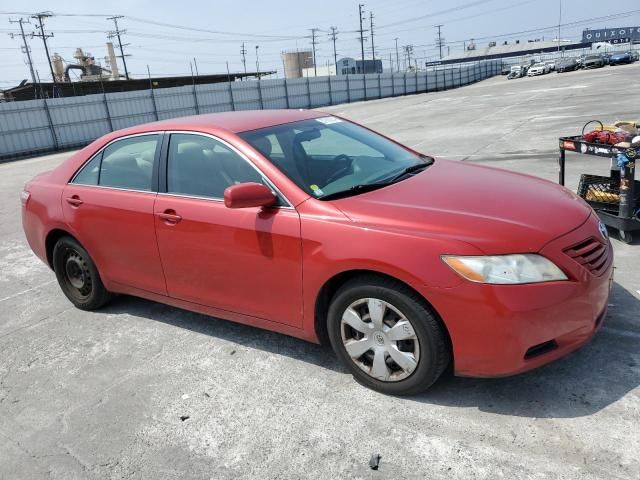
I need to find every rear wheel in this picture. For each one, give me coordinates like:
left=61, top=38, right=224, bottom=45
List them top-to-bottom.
left=52, top=236, right=113, bottom=310
left=327, top=276, right=451, bottom=395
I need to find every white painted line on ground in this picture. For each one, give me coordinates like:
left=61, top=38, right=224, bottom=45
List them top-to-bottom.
left=529, top=85, right=589, bottom=93
left=531, top=115, right=584, bottom=122
left=0, top=280, right=56, bottom=303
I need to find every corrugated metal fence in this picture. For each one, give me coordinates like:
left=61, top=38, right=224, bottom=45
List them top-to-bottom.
left=0, top=60, right=501, bottom=160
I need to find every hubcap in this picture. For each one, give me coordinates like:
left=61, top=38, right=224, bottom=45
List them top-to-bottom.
left=340, top=298, right=420, bottom=382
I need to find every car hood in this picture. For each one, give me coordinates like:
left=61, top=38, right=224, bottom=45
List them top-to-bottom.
left=332, top=159, right=592, bottom=255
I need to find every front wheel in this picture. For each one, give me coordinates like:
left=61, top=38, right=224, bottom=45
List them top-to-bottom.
left=52, top=236, right=113, bottom=310
left=327, top=276, right=451, bottom=395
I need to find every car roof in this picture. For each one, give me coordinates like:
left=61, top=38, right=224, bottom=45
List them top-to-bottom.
left=117, top=109, right=328, bottom=136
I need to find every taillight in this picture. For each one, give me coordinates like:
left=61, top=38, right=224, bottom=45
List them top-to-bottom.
left=20, top=190, right=31, bottom=206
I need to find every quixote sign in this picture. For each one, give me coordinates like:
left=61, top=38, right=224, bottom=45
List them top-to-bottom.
left=582, top=27, right=640, bottom=44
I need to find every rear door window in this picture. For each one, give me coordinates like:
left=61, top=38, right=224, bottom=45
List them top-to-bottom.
left=72, top=134, right=160, bottom=191
left=99, top=135, right=160, bottom=191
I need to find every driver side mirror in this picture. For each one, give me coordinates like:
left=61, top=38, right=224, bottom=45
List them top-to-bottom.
left=224, top=182, right=277, bottom=209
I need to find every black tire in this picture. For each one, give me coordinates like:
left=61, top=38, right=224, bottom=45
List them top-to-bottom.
left=619, top=230, right=634, bottom=244
left=52, top=236, right=113, bottom=310
left=327, top=275, right=451, bottom=395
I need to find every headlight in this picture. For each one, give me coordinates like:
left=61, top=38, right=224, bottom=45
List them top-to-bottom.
left=442, top=254, right=567, bottom=284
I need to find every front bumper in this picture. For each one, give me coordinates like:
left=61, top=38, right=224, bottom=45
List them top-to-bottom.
left=425, top=213, right=613, bottom=377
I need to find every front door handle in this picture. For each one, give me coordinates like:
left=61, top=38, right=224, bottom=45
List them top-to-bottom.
left=65, top=195, right=83, bottom=207
left=157, top=210, right=182, bottom=225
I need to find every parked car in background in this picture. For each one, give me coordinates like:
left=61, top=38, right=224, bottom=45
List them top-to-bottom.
left=631, top=50, right=639, bottom=62
left=609, top=52, right=634, bottom=65
left=576, top=55, right=586, bottom=68
left=583, top=55, right=606, bottom=69
left=556, top=58, right=578, bottom=73
left=544, top=60, right=556, bottom=71
left=527, top=63, right=548, bottom=76
left=508, top=65, right=527, bottom=79
left=20, top=110, right=614, bottom=395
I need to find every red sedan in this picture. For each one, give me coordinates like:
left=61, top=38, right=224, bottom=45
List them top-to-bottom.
left=21, top=110, right=613, bottom=395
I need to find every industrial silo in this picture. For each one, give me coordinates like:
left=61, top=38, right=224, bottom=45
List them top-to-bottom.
left=281, top=50, right=314, bottom=78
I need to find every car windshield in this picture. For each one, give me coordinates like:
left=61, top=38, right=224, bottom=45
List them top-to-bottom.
left=532, top=63, right=544, bottom=68
left=239, top=117, right=429, bottom=200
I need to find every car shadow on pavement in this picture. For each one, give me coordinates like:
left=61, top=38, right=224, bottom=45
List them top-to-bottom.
left=102, top=281, right=638, bottom=419
left=411, top=282, right=640, bottom=418
left=101, top=294, right=345, bottom=373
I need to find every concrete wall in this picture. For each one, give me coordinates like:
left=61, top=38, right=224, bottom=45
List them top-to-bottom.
left=0, top=60, right=501, bottom=160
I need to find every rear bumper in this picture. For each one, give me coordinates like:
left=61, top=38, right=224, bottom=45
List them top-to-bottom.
left=424, top=213, right=613, bottom=377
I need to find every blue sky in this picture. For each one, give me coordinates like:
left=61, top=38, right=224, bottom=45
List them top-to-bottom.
left=1, top=0, right=639, bottom=86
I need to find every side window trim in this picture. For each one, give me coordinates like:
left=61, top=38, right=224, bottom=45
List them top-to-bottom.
left=160, top=131, right=293, bottom=208
left=69, top=132, right=164, bottom=193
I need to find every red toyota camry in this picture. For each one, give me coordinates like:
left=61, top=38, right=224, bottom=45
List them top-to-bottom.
left=21, top=110, right=613, bottom=395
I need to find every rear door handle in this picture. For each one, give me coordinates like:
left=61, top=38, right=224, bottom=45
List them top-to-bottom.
left=65, top=195, right=83, bottom=207
left=157, top=210, right=182, bottom=224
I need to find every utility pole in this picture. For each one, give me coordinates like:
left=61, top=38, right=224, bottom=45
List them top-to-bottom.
left=557, top=0, right=562, bottom=55
left=357, top=4, right=367, bottom=70
left=369, top=11, right=376, bottom=62
left=31, top=12, right=55, bottom=83
left=107, top=16, right=130, bottom=80
left=8, top=18, right=37, bottom=85
left=435, top=24, right=444, bottom=60
left=329, top=27, right=338, bottom=72
left=310, top=28, right=319, bottom=76
left=394, top=37, right=400, bottom=72
left=241, top=42, right=247, bottom=74
left=255, top=45, right=260, bottom=76
left=403, top=45, right=413, bottom=70
left=389, top=52, right=393, bottom=72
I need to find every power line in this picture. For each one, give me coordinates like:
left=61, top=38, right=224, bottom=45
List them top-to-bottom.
left=378, top=0, right=494, bottom=29
left=31, top=12, right=55, bottom=83
left=107, top=15, right=130, bottom=80
left=124, top=15, right=306, bottom=40
left=8, top=17, right=36, bottom=84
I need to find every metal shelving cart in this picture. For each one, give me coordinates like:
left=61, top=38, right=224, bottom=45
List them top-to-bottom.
left=558, top=135, right=640, bottom=244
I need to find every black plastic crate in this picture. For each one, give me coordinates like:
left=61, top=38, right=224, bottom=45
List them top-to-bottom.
left=577, top=174, right=640, bottom=214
